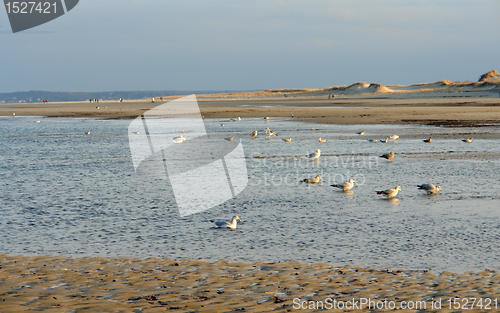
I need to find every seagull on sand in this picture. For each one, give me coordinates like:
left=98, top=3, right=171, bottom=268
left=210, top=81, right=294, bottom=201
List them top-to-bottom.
left=238, top=117, right=241, bottom=121
left=264, top=127, right=271, bottom=134
left=133, top=130, right=140, bottom=135
left=250, top=130, right=258, bottom=138
left=85, top=131, right=91, bottom=135
left=269, top=131, right=278, bottom=137
left=357, top=131, right=365, bottom=135
left=172, top=135, right=187, bottom=143
left=389, top=135, right=399, bottom=140
left=226, top=136, right=235, bottom=141
left=423, top=137, right=432, bottom=143
left=282, top=138, right=292, bottom=142
left=318, top=138, right=327, bottom=143
left=380, top=138, right=389, bottom=143
left=462, top=138, right=473, bottom=143
left=308, top=149, right=322, bottom=159
left=380, top=151, right=394, bottom=161
left=301, top=175, right=321, bottom=183
left=331, top=179, right=355, bottom=191
left=417, top=184, right=441, bottom=194
left=376, top=186, right=402, bottom=198
left=212, top=215, right=241, bottom=229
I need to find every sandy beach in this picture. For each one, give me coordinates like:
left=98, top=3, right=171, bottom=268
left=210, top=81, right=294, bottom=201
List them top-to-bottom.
left=2, top=86, right=500, bottom=312
left=2, top=95, right=500, bottom=126
left=1, top=254, right=499, bottom=312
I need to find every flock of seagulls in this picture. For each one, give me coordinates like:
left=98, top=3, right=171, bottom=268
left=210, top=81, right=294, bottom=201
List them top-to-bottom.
left=211, top=120, right=477, bottom=229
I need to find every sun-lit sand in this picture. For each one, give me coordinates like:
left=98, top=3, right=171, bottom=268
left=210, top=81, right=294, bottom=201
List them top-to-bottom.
left=1, top=254, right=500, bottom=312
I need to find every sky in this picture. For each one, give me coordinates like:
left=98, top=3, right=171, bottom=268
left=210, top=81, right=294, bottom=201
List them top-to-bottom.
left=1, top=0, right=499, bottom=93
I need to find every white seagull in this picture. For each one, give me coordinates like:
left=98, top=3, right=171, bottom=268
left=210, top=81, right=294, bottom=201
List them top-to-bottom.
left=173, top=135, right=187, bottom=143
left=389, top=135, right=399, bottom=140
left=462, top=138, right=473, bottom=143
left=308, top=149, right=322, bottom=159
left=331, top=179, right=355, bottom=191
left=417, top=184, right=441, bottom=194
left=376, top=186, right=402, bottom=198
left=212, top=215, right=242, bottom=229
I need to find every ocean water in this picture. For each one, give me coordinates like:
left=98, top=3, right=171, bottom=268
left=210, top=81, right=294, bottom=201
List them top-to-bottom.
left=1, top=116, right=500, bottom=273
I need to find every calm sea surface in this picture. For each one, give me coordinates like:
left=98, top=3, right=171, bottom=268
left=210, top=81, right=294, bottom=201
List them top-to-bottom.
left=1, top=116, right=500, bottom=273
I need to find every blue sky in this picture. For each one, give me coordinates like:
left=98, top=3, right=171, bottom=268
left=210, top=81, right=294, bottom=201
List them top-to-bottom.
left=1, top=0, right=499, bottom=92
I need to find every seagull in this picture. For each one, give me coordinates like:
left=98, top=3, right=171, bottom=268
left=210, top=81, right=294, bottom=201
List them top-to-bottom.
left=238, top=117, right=241, bottom=121
left=264, top=117, right=269, bottom=120
left=35, top=120, right=41, bottom=123
left=221, top=123, right=225, bottom=127
left=264, top=127, right=271, bottom=134
left=133, top=130, right=140, bottom=135
left=250, top=130, right=258, bottom=137
left=85, top=131, right=91, bottom=135
left=269, top=131, right=278, bottom=137
left=357, top=131, right=365, bottom=135
left=172, top=135, right=187, bottom=143
left=389, top=135, right=399, bottom=140
left=226, top=136, right=235, bottom=141
left=423, top=137, right=432, bottom=143
left=282, top=138, right=292, bottom=142
left=318, top=138, right=327, bottom=143
left=380, top=138, right=389, bottom=143
left=462, top=138, right=473, bottom=143
left=308, top=149, right=322, bottom=159
left=380, top=151, right=394, bottom=160
left=301, top=175, right=321, bottom=183
left=331, top=179, right=355, bottom=191
left=417, top=184, right=441, bottom=194
left=376, top=186, right=402, bottom=198
left=212, top=215, right=241, bottom=229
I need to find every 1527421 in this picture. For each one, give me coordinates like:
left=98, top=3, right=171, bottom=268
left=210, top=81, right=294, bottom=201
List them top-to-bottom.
left=5, top=2, right=58, bottom=14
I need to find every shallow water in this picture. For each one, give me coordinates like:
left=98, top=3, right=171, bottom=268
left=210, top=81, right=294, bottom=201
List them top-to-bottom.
left=1, top=116, right=500, bottom=273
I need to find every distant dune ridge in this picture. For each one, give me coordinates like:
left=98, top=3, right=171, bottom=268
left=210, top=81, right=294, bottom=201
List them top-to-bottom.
left=196, top=69, right=500, bottom=99
left=1, top=70, right=499, bottom=104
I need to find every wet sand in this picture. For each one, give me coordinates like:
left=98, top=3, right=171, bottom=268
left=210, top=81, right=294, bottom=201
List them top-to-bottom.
left=2, top=96, right=500, bottom=126
left=1, top=254, right=499, bottom=312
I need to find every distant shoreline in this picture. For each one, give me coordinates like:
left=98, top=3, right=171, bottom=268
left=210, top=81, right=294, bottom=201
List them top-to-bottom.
left=1, top=95, right=500, bottom=126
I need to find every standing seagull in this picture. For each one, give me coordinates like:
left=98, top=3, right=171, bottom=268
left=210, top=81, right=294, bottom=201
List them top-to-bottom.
left=250, top=130, right=258, bottom=138
left=389, top=135, right=399, bottom=140
left=462, top=138, right=473, bottom=143
left=308, top=149, right=322, bottom=159
left=380, top=151, right=394, bottom=161
left=301, top=175, right=321, bottom=183
left=331, top=179, right=355, bottom=191
left=417, top=184, right=441, bottom=194
left=376, top=186, right=402, bottom=198
left=212, top=215, right=242, bottom=229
